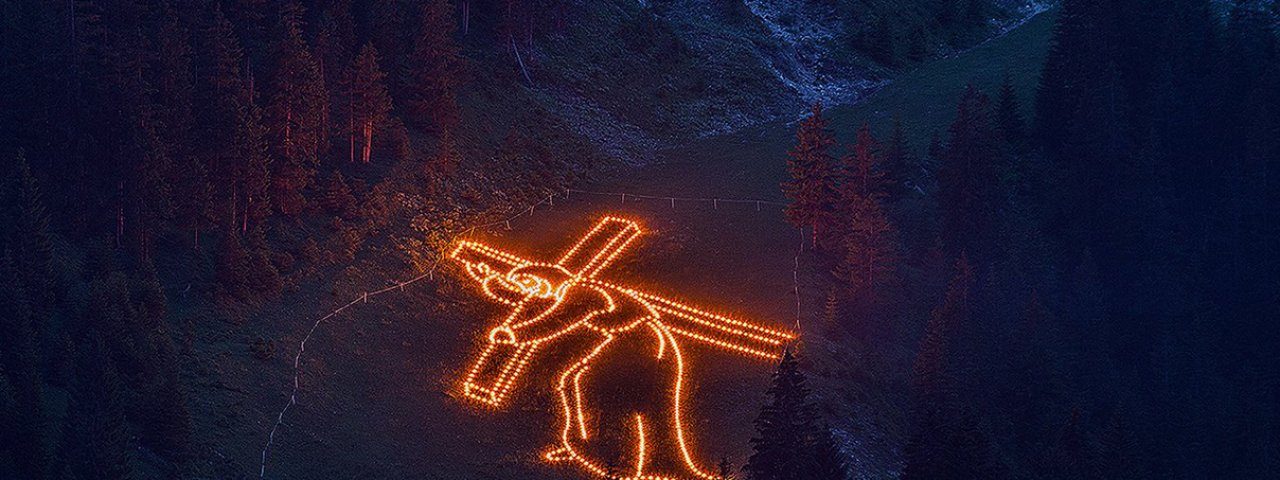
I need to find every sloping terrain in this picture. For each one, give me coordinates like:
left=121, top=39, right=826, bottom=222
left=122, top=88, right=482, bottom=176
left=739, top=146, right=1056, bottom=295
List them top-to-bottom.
left=199, top=8, right=1057, bottom=479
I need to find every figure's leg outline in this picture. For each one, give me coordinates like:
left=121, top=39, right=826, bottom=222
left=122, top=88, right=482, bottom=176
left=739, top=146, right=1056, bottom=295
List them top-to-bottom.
left=655, top=324, right=717, bottom=480
left=546, top=335, right=615, bottom=476
left=633, top=414, right=647, bottom=479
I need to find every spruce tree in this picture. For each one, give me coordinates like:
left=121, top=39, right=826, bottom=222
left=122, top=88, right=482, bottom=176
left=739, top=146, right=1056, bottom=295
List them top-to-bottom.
left=405, top=0, right=463, bottom=134
left=265, top=1, right=327, bottom=216
left=199, top=3, right=269, bottom=234
left=152, top=6, right=211, bottom=250
left=343, top=43, right=394, bottom=164
left=995, top=76, right=1025, bottom=149
left=938, top=86, right=1005, bottom=259
left=783, top=103, right=840, bottom=249
left=882, top=118, right=914, bottom=199
left=841, top=123, right=886, bottom=202
left=2, top=152, right=55, bottom=329
left=322, top=172, right=358, bottom=218
left=841, top=196, right=897, bottom=306
left=245, top=224, right=282, bottom=298
left=0, top=252, right=50, bottom=478
left=902, top=255, right=1007, bottom=480
left=128, top=258, right=191, bottom=459
left=60, top=339, right=134, bottom=480
left=746, top=349, right=849, bottom=480
left=747, top=349, right=816, bottom=480
left=1098, top=410, right=1145, bottom=480
left=811, top=427, right=850, bottom=480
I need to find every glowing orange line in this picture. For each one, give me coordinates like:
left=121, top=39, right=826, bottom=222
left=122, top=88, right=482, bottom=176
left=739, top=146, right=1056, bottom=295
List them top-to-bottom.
left=450, top=216, right=796, bottom=479
left=574, top=367, right=589, bottom=440
left=635, top=414, right=647, bottom=478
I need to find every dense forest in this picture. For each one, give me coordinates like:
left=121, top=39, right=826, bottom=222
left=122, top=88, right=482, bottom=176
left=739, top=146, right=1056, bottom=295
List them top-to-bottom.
left=0, top=0, right=1277, bottom=479
left=780, top=1, right=1280, bottom=478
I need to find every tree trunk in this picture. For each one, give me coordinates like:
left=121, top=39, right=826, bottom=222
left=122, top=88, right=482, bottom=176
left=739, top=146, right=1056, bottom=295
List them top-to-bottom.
left=349, top=99, right=356, bottom=163
left=362, top=120, right=373, bottom=163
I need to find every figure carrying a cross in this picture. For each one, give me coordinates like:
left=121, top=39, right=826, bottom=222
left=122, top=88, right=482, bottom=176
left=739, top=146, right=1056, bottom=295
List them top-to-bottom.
left=450, top=216, right=795, bottom=479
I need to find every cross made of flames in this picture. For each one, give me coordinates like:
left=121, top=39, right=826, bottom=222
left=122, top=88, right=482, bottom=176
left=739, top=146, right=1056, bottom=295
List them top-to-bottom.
left=449, top=215, right=795, bottom=480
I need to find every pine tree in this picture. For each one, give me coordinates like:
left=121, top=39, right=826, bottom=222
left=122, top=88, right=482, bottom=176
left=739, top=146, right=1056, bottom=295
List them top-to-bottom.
left=311, top=0, right=356, bottom=143
left=405, top=0, right=463, bottom=134
left=266, top=1, right=327, bottom=216
left=199, top=4, right=270, bottom=234
left=152, top=5, right=210, bottom=250
left=343, top=43, right=394, bottom=164
left=995, top=76, right=1025, bottom=149
left=938, top=86, right=1005, bottom=259
left=783, top=103, right=840, bottom=249
left=882, top=118, right=914, bottom=198
left=126, top=119, right=176, bottom=258
left=841, top=123, right=886, bottom=202
left=1, top=152, right=56, bottom=329
left=321, top=172, right=357, bottom=218
left=841, top=196, right=897, bottom=305
left=245, top=224, right=282, bottom=298
left=215, top=230, right=251, bottom=300
left=0, top=253, right=50, bottom=478
left=909, top=255, right=973, bottom=417
left=128, top=258, right=191, bottom=459
left=60, top=339, right=133, bottom=480
left=746, top=349, right=848, bottom=479
left=747, top=349, right=815, bottom=480
left=902, top=405, right=1002, bottom=480
left=1098, top=410, right=1145, bottom=480
left=812, top=427, right=850, bottom=480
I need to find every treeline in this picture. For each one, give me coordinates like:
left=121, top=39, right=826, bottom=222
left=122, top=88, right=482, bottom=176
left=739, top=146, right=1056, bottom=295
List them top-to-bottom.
left=838, top=0, right=1019, bottom=67
left=782, top=1, right=1280, bottom=477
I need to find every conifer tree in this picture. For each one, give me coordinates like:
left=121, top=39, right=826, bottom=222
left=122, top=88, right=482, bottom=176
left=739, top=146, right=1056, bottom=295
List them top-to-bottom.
left=405, top=0, right=463, bottom=134
left=266, top=1, right=327, bottom=216
left=200, top=4, right=270, bottom=234
left=152, top=5, right=211, bottom=250
left=343, top=43, right=394, bottom=164
left=995, top=76, right=1025, bottom=149
left=938, top=86, right=1005, bottom=258
left=783, top=103, right=839, bottom=249
left=882, top=118, right=914, bottom=198
left=127, top=120, right=176, bottom=258
left=841, top=123, right=886, bottom=202
left=2, top=152, right=54, bottom=310
left=322, top=172, right=358, bottom=218
left=841, top=196, right=897, bottom=305
left=245, top=224, right=282, bottom=298
left=216, top=230, right=251, bottom=300
left=0, top=252, right=50, bottom=478
left=902, top=255, right=1006, bottom=479
left=910, top=255, right=972, bottom=411
left=128, top=258, right=191, bottom=458
left=60, top=339, right=133, bottom=480
left=747, top=349, right=817, bottom=480
left=747, top=349, right=850, bottom=480
left=1098, top=410, right=1145, bottom=480
left=811, top=427, right=851, bottom=480
left=717, top=457, right=734, bottom=479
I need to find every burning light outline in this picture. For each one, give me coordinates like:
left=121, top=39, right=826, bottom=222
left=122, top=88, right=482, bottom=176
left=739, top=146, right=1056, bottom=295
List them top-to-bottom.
left=449, top=216, right=794, bottom=479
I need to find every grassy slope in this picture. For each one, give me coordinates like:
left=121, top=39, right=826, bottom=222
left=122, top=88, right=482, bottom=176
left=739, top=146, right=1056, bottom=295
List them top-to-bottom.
left=207, top=10, right=1056, bottom=480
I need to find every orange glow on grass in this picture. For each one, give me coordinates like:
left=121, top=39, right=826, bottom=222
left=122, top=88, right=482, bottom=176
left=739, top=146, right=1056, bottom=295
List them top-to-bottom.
left=449, top=216, right=795, bottom=479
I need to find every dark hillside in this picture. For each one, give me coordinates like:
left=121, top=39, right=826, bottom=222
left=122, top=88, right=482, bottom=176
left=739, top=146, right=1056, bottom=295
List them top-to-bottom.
left=4, top=1, right=1276, bottom=479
